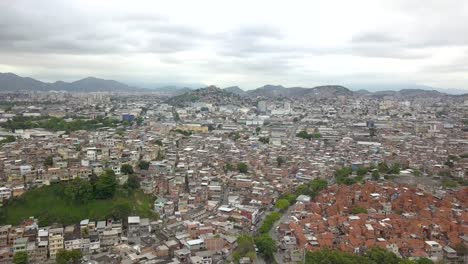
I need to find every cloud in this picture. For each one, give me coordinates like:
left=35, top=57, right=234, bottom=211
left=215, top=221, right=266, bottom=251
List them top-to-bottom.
left=0, top=0, right=467, bottom=90
left=351, top=32, right=400, bottom=43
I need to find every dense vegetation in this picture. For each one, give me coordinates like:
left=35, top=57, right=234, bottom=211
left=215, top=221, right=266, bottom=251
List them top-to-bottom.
left=1, top=116, right=121, bottom=132
left=296, top=130, right=322, bottom=140
left=0, top=135, right=16, bottom=145
left=334, top=163, right=401, bottom=185
left=0, top=170, right=157, bottom=225
left=232, top=235, right=257, bottom=263
left=305, top=248, right=433, bottom=264
left=56, top=249, right=82, bottom=264
left=13, top=251, right=28, bottom=264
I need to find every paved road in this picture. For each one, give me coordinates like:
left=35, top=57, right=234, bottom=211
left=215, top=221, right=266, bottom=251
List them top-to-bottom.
left=269, top=207, right=295, bottom=264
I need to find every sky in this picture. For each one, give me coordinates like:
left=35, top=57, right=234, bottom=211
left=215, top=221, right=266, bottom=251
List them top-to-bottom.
left=0, top=0, right=467, bottom=91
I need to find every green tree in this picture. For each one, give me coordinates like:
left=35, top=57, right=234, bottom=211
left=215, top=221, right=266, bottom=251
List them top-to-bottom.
left=136, top=116, right=144, bottom=126
left=255, top=127, right=261, bottom=134
left=296, top=130, right=312, bottom=140
left=259, top=137, right=269, bottom=144
left=44, top=155, right=54, bottom=167
left=277, top=156, right=285, bottom=167
left=138, top=160, right=150, bottom=170
left=224, top=162, right=235, bottom=172
left=237, top=162, right=248, bottom=173
left=378, top=162, right=389, bottom=173
left=389, top=163, right=401, bottom=175
left=120, top=164, right=134, bottom=175
left=356, top=167, right=368, bottom=177
left=94, top=169, right=117, bottom=199
left=372, top=170, right=380, bottom=181
left=126, top=174, right=140, bottom=190
left=64, top=178, right=93, bottom=204
left=275, top=199, right=290, bottom=211
left=108, top=201, right=132, bottom=220
left=351, top=207, right=367, bottom=214
left=259, top=212, right=281, bottom=233
left=255, top=234, right=276, bottom=260
left=234, top=235, right=256, bottom=262
left=365, top=247, right=400, bottom=264
left=56, top=249, right=82, bottom=264
left=13, top=251, right=28, bottom=264
left=415, top=258, right=433, bottom=264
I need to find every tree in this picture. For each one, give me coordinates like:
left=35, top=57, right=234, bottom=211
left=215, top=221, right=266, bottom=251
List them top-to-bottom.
left=136, top=116, right=144, bottom=126
left=255, top=127, right=261, bottom=134
left=259, top=137, right=269, bottom=144
left=44, top=155, right=54, bottom=167
left=277, top=156, right=285, bottom=167
left=138, top=160, right=150, bottom=170
left=224, top=162, right=235, bottom=172
left=378, top=162, right=389, bottom=173
left=237, top=163, right=248, bottom=173
left=389, top=163, right=401, bottom=175
left=120, top=164, right=134, bottom=175
left=356, top=167, right=368, bottom=177
left=94, top=169, right=117, bottom=199
left=372, top=170, right=380, bottom=181
left=126, top=174, right=140, bottom=190
left=64, top=178, right=93, bottom=204
left=310, top=179, right=327, bottom=193
left=275, top=199, right=290, bottom=211
left=108, top=201, right=132, bottom=220
left=351, top=207, right=367, bottom=214
left=255, top=234, right=276, bottom=260
left=234, top=235, right=256, bottom=262
left=365, top=247, right=400, bottom=264
left=56, top=249, right=82, bottom=264
left=13, top=251, right=28, bottom=264
left=415, top=258, right=433, bottom=264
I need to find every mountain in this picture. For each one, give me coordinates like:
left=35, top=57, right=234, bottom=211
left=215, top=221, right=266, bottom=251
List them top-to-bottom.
left=0, top=72, right=147, bottom=93
left=0, top=72, right=49, bottom=91
left=247, top=84, right=353, bottom=98
left=166, top=85, right=252, bottom=106
left=223, top=86, right=245, bottom=95
left=369, top=89, right=445, bottom=98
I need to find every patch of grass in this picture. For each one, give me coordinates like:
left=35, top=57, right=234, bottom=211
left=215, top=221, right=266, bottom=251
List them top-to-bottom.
left=0, top=184, right=157, bottom=226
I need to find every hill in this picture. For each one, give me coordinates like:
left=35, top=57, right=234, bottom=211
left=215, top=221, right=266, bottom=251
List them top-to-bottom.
left=0, top=72, right=148, bottom=93
left=246, top=84, right=353, bottom=98
left=166, top=85, right=252, bottom=106
left=224, top=86, right=246, bottom=95
left=0, top=183, right=157, bottom=226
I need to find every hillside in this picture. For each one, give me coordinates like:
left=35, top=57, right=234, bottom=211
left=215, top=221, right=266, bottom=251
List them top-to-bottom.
left=246, top=84, right=354, bottom=98
left=166, top=85, right=252, bottom=106
left=224, top=86, right=246, bottom=95
left=0, top=183, right=157, bottom=226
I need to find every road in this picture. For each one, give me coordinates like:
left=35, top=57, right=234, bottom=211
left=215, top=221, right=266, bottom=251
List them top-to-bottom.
left=268, top=207, right=295, bottom=264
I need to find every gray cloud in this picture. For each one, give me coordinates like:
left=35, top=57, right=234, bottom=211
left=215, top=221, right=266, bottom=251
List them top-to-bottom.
left=0, top=0, right=467, bottom=90
left=351, top=32, right=400, bottom=43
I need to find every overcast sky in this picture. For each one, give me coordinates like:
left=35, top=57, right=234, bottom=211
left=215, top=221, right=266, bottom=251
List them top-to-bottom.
left=0, top=0, right=467, bottom=90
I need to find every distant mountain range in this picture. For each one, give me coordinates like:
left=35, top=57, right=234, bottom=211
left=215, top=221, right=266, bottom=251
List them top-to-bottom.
left=0, top=72, right=148, bottom=93
left=1, top=73, right=466, bottom=99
